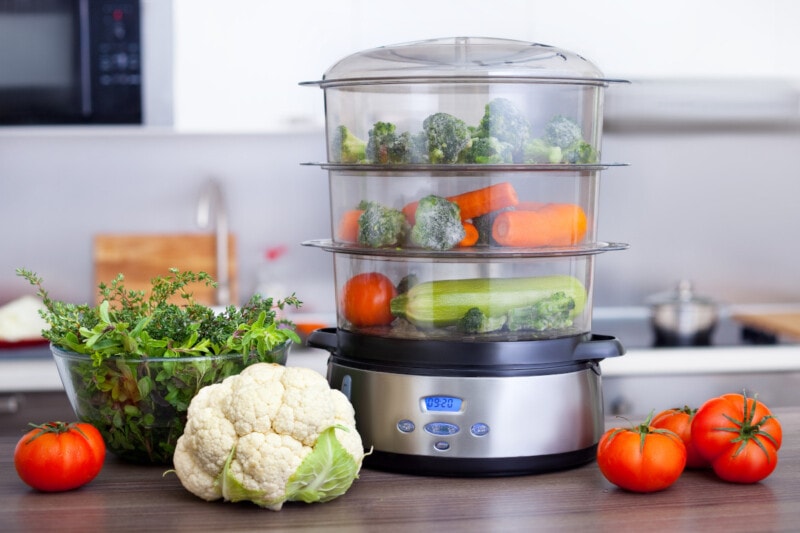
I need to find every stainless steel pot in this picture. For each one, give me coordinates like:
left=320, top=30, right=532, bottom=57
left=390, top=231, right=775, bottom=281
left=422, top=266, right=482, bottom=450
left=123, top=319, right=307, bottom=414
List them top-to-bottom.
left=649, top=280, right=718, bottom=346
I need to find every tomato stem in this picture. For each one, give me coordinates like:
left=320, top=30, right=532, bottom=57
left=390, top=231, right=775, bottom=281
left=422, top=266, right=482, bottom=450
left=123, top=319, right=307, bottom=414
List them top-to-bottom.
left=714, top=393, right=779, bottom=461
left=607, top=411, right=682, bottom=453
left=25, top=421, right=90, bottom=444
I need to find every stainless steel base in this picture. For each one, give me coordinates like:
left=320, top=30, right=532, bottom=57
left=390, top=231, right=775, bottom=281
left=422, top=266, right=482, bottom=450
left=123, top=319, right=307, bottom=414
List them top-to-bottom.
left=328, top=360, right=606, bottom=476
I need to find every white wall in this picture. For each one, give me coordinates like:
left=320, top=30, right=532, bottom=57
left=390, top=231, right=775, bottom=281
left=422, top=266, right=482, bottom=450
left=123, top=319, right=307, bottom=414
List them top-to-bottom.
left=2, top=0, right=800, bottom=312
left=170, top=0, right=800, bottom=132
left=2, top=125, right=799, bottom=311
left=0, top=130, right=335, bottom=313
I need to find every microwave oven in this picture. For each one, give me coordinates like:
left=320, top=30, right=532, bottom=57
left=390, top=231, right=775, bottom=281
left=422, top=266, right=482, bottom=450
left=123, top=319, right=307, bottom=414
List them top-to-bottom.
left=0, top=0, right=142, bottom=126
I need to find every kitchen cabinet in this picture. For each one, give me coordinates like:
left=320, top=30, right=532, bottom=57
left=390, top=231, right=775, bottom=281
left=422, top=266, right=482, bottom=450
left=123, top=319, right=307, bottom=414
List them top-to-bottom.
left=2, top=391, right=800, bottom=530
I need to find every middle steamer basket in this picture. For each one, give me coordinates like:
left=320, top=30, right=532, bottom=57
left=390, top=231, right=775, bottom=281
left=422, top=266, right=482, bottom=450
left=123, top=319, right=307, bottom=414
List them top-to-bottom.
left=313, top=163, right=625, bottom=251
left=301, top=239, right=629, bottom=348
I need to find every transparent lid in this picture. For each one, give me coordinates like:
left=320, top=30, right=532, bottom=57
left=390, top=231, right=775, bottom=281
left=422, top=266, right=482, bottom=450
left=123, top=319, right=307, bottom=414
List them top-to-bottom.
left=304, top=37, right=624, bottom=88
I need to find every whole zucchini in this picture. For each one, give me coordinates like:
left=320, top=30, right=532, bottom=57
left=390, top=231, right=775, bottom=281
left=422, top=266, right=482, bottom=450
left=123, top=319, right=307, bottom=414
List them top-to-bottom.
left=389, top=275, right=587, bottom=329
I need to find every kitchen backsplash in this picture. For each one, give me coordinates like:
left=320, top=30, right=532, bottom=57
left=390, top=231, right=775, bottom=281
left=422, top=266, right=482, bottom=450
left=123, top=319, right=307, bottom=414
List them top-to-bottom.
left=1, top=124, right=799, bottom=311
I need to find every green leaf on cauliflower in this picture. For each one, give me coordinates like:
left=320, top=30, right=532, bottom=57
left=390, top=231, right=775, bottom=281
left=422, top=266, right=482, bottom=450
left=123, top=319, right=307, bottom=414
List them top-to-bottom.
left=285, top=425, right=360, bottom=504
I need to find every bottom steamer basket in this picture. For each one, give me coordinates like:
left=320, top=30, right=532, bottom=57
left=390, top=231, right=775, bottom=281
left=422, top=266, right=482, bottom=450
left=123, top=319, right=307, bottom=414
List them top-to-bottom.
left=309, top=329, right=624, bottom=476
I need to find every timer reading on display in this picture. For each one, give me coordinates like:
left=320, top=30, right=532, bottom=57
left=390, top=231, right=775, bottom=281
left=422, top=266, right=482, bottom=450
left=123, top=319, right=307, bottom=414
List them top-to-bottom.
left=422, top=396, right=463, bottom=412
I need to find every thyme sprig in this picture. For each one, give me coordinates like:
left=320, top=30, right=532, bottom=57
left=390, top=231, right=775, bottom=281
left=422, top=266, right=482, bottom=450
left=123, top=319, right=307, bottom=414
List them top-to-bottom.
left=16, top=267, right=302, bottom=363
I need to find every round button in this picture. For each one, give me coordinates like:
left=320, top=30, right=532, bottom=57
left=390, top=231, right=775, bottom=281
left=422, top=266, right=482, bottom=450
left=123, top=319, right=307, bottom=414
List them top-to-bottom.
left=397, top=419, right=415, bottom=433
left=471, top=423, right=490, bottom=437
left=434, top=441, right=450, bottom=451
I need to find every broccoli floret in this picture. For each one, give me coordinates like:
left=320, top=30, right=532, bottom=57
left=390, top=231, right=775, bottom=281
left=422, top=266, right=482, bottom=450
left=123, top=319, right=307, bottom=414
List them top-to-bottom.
left=476, top=98, right=531, bottom=161
left=422, top=112, right=472, bottom=164
left=543, top=115, right=584, bottom=149
left=365, top=122, right=420, bottom=164
left=331, top=125, right=366, bottom=163
left=458, top=137, right=514, bottom=164
left=522, top=137, right=563, bottom=164
left=562, top=139, right=598, bottom=164
left=409, top=195, right=465, bottom=250
left=356, top=200, right=409, bottom=248
left=472, top=206, right=514, bottom=246
left=506, top=292, right=576, bottom=332
left=457, top=307, right=507, bottom=334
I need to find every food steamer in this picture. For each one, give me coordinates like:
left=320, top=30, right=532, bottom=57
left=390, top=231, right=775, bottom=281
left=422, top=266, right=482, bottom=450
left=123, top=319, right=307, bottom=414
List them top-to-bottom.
left=302, top=37, right=628, bottom=476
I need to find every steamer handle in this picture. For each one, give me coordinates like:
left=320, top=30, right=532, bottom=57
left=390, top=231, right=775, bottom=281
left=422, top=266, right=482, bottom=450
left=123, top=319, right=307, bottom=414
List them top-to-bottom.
left=306, top=327, right=339, bottom=354
left=573, top=334, right=626, bottom=361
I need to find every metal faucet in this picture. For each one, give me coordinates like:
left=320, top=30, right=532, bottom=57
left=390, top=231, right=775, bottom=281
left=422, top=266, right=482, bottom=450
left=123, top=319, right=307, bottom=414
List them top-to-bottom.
left=196, top=179, right=231, bottom=306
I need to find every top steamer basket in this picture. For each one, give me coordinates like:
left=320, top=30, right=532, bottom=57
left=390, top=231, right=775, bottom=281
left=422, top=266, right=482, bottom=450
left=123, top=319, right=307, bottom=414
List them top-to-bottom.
left=301, top=37, right=628, bottom=476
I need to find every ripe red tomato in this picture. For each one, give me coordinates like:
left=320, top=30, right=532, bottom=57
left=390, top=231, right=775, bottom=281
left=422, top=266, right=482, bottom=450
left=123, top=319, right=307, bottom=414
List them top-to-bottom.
left=341, top=272, right=397, bottom=327
left=691, top=393, right=782, bottom=483
left=651, top=406, right=709, bottom=469
left=597, top=415, right=686, bottom=493
left=14, top=421, right=106, bottom=492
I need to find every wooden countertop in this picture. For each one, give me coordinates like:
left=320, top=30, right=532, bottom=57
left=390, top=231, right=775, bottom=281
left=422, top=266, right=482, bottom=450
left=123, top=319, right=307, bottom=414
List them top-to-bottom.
left=2, top=392, right=800, bottom=532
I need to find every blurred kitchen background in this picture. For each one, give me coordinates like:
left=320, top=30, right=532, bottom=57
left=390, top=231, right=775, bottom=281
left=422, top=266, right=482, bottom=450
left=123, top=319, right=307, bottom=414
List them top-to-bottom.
left=2, top=0, right=800, bottom=318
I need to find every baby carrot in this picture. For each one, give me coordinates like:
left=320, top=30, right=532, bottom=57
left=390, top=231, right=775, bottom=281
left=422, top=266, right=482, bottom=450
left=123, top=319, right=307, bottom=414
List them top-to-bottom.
left=448, top=182, right=519, bottom=221
left=492, top=203, right=587, bottom=247
left=337, top=209, right=364, bottom=242
left=457, top=222, right=480, bottom=247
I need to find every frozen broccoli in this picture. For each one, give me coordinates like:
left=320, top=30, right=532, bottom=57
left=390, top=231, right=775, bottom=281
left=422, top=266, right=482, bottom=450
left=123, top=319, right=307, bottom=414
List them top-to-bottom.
left=476, top=98, right=531, bottom=161
left=422, top=113, right=472, bottom=164
left=523, top=115, right=597, bottom=164
left=543, top=115, right=584, bottom=149
left=365, top=122, right=422, bottom=164
left=330, top=125, right=366, bottom=163
left=458, top=137, right=514, bottom=164
left=522, top=137, right=563, bottom=164
left=561, top=140, right=598, bottom=164
left=409, top=195, right=465, bottom=250
left=357, top=200, right=409, bottom=248
left=505, top=292, right=576, bottom=332
left=457, top=307, right=507, bottom=334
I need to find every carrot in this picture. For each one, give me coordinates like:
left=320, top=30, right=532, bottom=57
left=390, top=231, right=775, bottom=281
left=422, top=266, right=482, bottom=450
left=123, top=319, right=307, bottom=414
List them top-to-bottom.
left=448, top=182, right=519, bottom=221
left=402, top=200, right=419, bottom=225
left=492, top=203, right=588, bottom=247
left=337, top=209, right=363, bottom=242
left=457, top=222, right=479, bottom=247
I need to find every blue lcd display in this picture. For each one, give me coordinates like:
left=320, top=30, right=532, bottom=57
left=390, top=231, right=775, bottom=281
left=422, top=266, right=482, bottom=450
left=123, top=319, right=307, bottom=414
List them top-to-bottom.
left=423, top=396, right=463, bottom=412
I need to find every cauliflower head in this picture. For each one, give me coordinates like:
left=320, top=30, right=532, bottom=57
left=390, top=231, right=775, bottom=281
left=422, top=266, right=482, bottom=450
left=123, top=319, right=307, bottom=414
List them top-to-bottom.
left=173, top=363, right=365, bottom=511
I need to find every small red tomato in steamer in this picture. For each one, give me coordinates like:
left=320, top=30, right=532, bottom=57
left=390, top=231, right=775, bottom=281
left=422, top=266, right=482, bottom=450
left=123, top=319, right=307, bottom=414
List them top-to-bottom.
left=341, top=272, right=397, bottom=327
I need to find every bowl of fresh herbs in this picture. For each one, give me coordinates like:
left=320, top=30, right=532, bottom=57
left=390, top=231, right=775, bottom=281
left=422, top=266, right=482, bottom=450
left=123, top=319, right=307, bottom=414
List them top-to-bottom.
left=17, top=268, right=301, bottom=465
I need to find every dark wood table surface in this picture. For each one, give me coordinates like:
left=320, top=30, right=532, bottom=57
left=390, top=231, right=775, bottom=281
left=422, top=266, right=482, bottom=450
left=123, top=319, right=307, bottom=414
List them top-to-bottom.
left=2, top=391, right=800, bottom=532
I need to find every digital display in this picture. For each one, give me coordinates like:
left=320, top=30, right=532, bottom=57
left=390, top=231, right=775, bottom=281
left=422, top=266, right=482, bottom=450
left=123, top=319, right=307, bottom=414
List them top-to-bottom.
left=423, top=396, right=463, bottom=412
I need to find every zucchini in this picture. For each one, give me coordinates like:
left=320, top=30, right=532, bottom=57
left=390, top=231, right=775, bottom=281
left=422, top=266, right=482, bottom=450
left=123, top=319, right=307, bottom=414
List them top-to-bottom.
left=390, top=275, right=587, bottom=329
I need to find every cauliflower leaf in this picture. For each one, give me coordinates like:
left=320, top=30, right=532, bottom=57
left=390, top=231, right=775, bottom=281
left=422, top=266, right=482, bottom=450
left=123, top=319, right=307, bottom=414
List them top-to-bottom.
left=285, top=426, right=360, bottom=504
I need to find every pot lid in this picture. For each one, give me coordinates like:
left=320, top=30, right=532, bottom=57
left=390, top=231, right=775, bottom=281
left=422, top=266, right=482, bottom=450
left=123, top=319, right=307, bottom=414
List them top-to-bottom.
left=302, top=37, right=627, bottom=88
left=648, top=280, right=717, bottom=308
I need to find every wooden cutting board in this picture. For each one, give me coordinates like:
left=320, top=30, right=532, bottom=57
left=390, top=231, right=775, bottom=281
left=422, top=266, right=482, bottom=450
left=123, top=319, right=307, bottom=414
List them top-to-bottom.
left=93, top=233, right=237, bottom=306
left=732, top=313, right=800, bottom=341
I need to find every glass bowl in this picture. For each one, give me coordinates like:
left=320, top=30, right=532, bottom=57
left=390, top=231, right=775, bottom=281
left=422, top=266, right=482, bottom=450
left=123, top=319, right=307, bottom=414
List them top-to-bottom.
left=51, top=342, right=291, bottom=464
